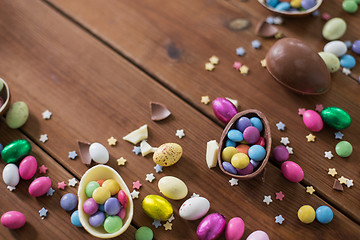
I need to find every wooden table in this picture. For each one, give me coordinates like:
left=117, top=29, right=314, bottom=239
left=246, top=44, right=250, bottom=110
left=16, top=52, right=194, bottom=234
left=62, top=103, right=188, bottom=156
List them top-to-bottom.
left=0, top=0, right=359, bottom=239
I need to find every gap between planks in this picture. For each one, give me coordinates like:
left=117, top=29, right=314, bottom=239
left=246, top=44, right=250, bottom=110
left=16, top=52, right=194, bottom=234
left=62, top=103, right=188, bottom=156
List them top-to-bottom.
left=39, top=0, right=359, bottom=226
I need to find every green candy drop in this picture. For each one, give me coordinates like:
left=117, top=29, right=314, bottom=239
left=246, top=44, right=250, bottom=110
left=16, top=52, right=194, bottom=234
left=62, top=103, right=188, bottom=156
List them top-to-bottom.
left=342, top=0, right=358, bottom=13
left=321, top=107, right=351, bottom=130
left=1, top=139, right=32, bottom=163
left=335, top=141, right=353, bottom=157
left=85, top=181, right=100, bottom=198
left=104, top=216, right=123, bottom=234
left=135, top=226, right=154, bottom=240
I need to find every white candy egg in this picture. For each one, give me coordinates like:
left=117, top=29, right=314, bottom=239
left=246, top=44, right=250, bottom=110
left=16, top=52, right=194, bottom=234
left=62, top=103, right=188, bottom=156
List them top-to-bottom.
left=324, top=41, right=347, bottom=57
left=89, top=143, right=109, bottom=164
left=2, top=163, right=20, bottom=187
left=179, top=196, right=210, bottom=220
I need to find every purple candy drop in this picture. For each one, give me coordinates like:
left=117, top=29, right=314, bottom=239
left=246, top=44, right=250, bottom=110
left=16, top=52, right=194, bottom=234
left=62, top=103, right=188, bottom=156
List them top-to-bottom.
left=243, top=126, right=260, bottom=144
left=273, top=145, right=289, bottom=162
left=222, top=162, right=237, bottom=175
left=236, top=163, right=254, bottom=175
left=89, top=211, right=105, bottom=227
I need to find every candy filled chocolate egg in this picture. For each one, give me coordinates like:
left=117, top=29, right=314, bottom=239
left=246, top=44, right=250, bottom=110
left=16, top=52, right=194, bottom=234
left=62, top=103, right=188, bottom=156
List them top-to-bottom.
left=266, top=38, right=331, bottom=95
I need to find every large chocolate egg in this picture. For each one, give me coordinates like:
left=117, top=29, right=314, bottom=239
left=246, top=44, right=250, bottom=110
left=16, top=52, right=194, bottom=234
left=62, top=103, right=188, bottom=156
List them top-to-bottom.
left=266, top=38, right=331, bottom=95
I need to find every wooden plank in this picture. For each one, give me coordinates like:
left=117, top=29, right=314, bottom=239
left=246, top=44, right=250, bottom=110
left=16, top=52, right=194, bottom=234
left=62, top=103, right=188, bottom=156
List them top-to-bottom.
left=0, top=0, right=359, bottom=239
left=45, top=0, right=360, bottom=223
left=0, top=125, right=136, bottom=239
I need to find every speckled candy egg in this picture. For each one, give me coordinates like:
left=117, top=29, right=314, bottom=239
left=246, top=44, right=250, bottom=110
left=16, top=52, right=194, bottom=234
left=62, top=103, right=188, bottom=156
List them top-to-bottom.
left=318, top=52, right=340, bottom=73
left=302, top=110, right=323, bottom=132
left=89, top=143, right=109, bottom=164
left=153, top=143, right=182, bottom=166
left=19, top=155, right=37, bottom=180
left=281, top=161, right=304, bottom=182
left=2, top=163, right=20, bottom=187
left=28, top=176, right=52, bottom=197
left=158, top=176, right=188, bottom=200
left=142, top=195, right=173, bottom=221
left=179, top=197, right=210, bottom=221
left=1, top=211, right=26, bottom=229
left=197, top=213, right=226, bottom=240
left=225, top=217, right=245, bottom=240
left=246, top=230, right=270, bottom=240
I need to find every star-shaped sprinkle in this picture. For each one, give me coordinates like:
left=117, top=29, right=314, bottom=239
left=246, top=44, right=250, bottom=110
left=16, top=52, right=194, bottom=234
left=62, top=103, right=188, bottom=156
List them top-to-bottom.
left=312, top=10, right=319, bottom=17
left=321, top=12, right=331, bottom=21
left=266, top=16, right=274, bottom=24
left=273, top=16, right=283, bottom=25
left=274, top=31, right=284, bottom=39
left=252, top=40, right=261, bottom=49
left=344, top=40, right=352, bottom=48
left=236, top=47, right=246, bottom=56
left=209, top=56, right=219, bottom=65
left=260, top=59, right=267, bottom=68
left=233, top=61, right=242, bottom=70
left=205, top=62, right=215, bottom=71
left=239, top=65, right=249, bottom=75
left=342, top=68, right=351, bottom=75
left=201, top=96, right=210, bottom=105
left=315, top=104, right=324, bottom=112
left=298, top=108, right=306, bottom=116
left=42, top=110, right=52, bottom=119
left=276, top=121, right=286, bottom=131
left=176, top=129, right=185, bottom=139
left=334, top=131, right=344, bottom=140
left=40, top=134, right=48, bottom=143
left=306, top=134, right=316, bottom=142
left=107, top=137, right=117, bottom=146
left=280, top=137, right=290, bottom=146
left=132, top=146, right=141, bottom=155
left=286, top=146, right=293, bottom=154
left=68, top=151, right=78, bottom=160
left=324, top=151, right=333, bottom=159
left=117, top=157, right=127, bottom=166
left=154, top=164, right=163, bottom=173
left=39, top=165, right=48, bottom=174
left=328, top=168, right=337, bottom=177
left=146, top=173, right=155, bottom=183
left=338, top=176, right=348, bottom=184
left=68, top=178, right=78, bottom=187
left=229, top=178, right=239, bottom=186
left=333, top=179, right=343, bottom=191
left=346, top=179, right=354, bottom=188
left=133, top=180, right=142, bottom=189
left=58, top=181, right=67, bottom=190
left=7, top=186, right=16, bottom=192
left=306, top=186, right=315, bottom=194
left=46, top=187, right=55, bottom=196
left=131, top=190, right=140, bottom=199
left=275, top=191, right=284, bottom=201
left=191, top=193, right=200, bottom=198
left=263, top=195, right=272, bottom=205
left=39, top=207, right=48, bottom=219
left=168, top=214, right=175, bottom=223
left=275, top=215, right=285, bottom=224
left=152, top=220, right=162, bottom=228
left=164, top=221, right=172, bottom=230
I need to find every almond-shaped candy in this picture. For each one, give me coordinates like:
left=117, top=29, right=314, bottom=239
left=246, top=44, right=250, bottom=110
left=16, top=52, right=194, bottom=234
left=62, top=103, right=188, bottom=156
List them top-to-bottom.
left=153, top=143, right=182, bottom=166
left=19, top=156, right=37, bottom=180
left=2, top=163, right=20, bottom=187
left=28, top=176, right=52, bottom=197
left=179, top=197, right=210, bottom=220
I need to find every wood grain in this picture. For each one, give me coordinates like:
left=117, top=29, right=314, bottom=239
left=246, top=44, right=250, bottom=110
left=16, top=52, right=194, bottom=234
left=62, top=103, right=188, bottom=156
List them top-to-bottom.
left=0, top=0, right=359, bottom=239
left=45, top=0, right=360, bottom=223
left=0, top=124, right=136, bottom=239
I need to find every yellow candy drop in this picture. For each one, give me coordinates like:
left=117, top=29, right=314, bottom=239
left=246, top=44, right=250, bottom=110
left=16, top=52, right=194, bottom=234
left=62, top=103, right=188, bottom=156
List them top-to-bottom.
left=290, top=0, right=302, bottom=8
left=222, top=147, right=238, bottom=162
left=231, top=153, right=249, bottom=169
left=102, top=179, right=120, bottom=195
left=92, top=186, right=111, bottom=204
left=298, top=205, right=316, bottom=224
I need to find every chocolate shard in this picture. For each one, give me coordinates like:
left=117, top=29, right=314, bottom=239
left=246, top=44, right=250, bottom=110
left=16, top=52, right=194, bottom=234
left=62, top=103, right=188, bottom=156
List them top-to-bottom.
left=255, top=20, right=279, bottom=38
left=150, top=102, right=171, bottom=121
left=78, top=141, right=91, bottom=165
left=333, top=179, right=344, bottom=191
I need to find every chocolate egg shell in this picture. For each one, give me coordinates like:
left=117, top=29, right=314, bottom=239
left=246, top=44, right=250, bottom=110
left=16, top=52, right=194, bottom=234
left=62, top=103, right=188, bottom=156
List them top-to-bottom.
left=266, top=38, right=331, bottom=95
left=218, top=109, right=271, bottom=180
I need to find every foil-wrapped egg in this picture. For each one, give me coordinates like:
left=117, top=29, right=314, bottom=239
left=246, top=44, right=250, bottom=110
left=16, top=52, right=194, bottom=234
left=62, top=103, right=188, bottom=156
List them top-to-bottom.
left=142, top=195, right=173, bottom=221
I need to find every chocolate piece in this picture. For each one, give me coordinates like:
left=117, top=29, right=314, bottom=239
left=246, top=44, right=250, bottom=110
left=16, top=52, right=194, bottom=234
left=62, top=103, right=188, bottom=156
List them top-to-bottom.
left=228, top=19, right=251, bottom=31
left=255, top=20, right=279, bottom=38
left=266, top=38, right=331, bottom=95
left=0, top=78, right=11, bottom=116
left=150, top=102, right=171, bottom=121
left=218, top=109, right=271, bottom=180
left=78, top=141, right=91, bottom=165
left=333, top=179, right=344, bottom=191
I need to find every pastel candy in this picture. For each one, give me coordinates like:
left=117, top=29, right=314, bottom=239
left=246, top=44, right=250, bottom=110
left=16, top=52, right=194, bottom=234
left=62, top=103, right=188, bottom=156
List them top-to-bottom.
left=322, top=18, right=347, bottom=41
left=318, top=52, right=340, bottom=73
left=340, top=54, right=356, bottom=69
left=5, top=101, right=29, bottom=129
left=302, top=110, right=323, bottom=132
left=236, top=117, right=252, bottom=132
left=250, top=117, right=263, bottom=132
left=243, top=126, right=260, bottom=144
left=227, top=129, right=243, bottom=142
left=248, top=145, right=266, bottom=161
left=272, top=145, right=289, bottom=162
left=19, top=155, right=37, bottom=180
left=222, top=161, right=237, bottom=174
left=281, top=161, right=304, bottom=182
left=28, top=177, right=52, bottom=197
left=1, top=211, right=26, bottom=229
left=225, top=217, right=245, bottom=240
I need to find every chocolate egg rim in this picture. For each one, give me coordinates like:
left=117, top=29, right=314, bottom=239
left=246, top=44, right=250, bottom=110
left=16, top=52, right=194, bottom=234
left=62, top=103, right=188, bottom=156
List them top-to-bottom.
left=257, top=0, right=323, bottom=17
left=0, top=78, right=11, bottom=116
left=217, top=109, right=272, bottom=180
left=77, top=165, right=134, bottom=238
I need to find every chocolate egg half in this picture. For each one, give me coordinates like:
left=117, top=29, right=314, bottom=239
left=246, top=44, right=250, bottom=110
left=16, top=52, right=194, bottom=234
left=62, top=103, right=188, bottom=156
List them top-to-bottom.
left=266, top=38, right=331, bottom=95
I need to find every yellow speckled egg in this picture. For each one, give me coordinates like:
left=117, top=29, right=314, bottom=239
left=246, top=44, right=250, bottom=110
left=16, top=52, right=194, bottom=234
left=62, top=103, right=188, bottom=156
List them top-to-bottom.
left=153, top=143, right=182, bottom=166
left=158, top=176, right=188, bottom=200
left=142, top=195, right=173, bottom=221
